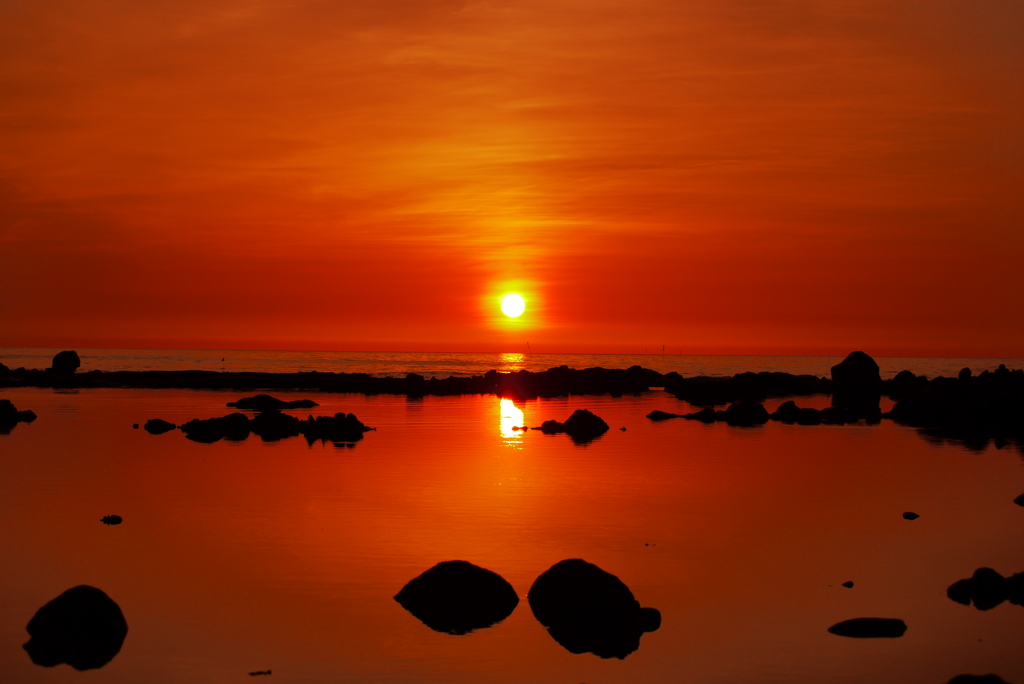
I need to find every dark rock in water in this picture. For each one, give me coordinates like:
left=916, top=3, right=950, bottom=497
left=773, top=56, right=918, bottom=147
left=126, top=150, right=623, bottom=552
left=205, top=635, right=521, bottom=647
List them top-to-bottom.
left=50, top=350, right=81, bottom=374
left=831, top=352, right=881, bottom=390
left=959, top=367, right=973, bottom=381
left=663, top=371, right=829, bottom=407
left=226, top=394, right=319, bottom=411
left=0, top=399, right=38, bottom=433
left=771, top=400, right=824, bottom=425
left=723, top=401, right=770, bottom=426
left=684, top=407, right=717, bottom=423
left=178, top=410, right=372, bottom=445
left=539, top=410, right=609, bottom=443
left=646, top=410, right=685, bottom=421
left=180, top=412, right=252, bottom=443
left=143, top=419, right=176, bottom=435
left=132, top=424, right=138, bottom=429
left=1015, top=494, right=1024, bottom=507
left=903, top=511, right=920, bottom=520
left=100, top=515, right=122, bottom=526
left=528, top=558, right=661, bottom=659
left=394, top=560, right=519, bottom=634
left=947, top=567, right=1024, bottom=611
left=842, top=581, right=854, bottom=588
left=23, top=585, right=128, bottom=670
left=827, top=617, right=906, bottom=638
left=249, top=670, right=272, bottom=676
left=947, top=675, right=1012, bottom=684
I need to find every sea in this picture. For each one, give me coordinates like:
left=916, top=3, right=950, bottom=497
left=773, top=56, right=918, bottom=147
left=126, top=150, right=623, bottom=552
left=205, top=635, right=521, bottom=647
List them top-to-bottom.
left=2, top=348, right=1023, bottom=684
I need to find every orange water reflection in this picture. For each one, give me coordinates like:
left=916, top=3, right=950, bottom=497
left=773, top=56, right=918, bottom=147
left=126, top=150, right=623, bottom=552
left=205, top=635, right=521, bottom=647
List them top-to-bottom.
left=499, top=398, right=525, bottom=444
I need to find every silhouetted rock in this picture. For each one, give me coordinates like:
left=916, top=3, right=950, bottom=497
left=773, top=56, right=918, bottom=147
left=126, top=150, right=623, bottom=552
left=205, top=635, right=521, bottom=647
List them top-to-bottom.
left=50, top=351, right=81, bottom=374
left=831, top=352, right=881, bottom=391
left=959, top=367, right=973, bottom=381
left=664, top=372, right=828, bottom=406
left=226, top=394, right=319, bottom=411
left=0, top=399, right=37, bottom=433
left=770, top=400, right=824, bottom=425
left=723, top=401, right=770, bottom=426
left=684, top=407, right=718, bottom=423
left=178, top=410, right=371, bottom=445
left=540, top=410, right=609, bottom=443
left=646, top=410, right=685, bottom=421
left=180, top=412, right=252, bottom=443
left=143, top=419, right=176, bottom=435
left=1015, top=494, right=1024, bottom=507
left=903, top=511, right=920, bottom=520
left=100, top=515, right=122, bottom=526
left=528, top=558, right=661, bottom=659
left=394, top=560, right=519, bottom=634
left=947, top=567, right=1024, bottom=611
left=842, top=581, right=854, bottom=588
left=23, top=586, right=128, bottom=670
left=827, top=617, right=906, bottom=638
left=249, top=671, right=272, bottom=677
left=947, top=675, right=1012, bottom=684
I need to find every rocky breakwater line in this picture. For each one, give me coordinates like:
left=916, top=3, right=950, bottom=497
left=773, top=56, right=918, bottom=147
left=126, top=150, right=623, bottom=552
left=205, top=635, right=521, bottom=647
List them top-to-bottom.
left=1, top=353, right=665, bottom=398
left=145, top=395, right=374, bottom=446
left=0, top=399, right=37, bottom=433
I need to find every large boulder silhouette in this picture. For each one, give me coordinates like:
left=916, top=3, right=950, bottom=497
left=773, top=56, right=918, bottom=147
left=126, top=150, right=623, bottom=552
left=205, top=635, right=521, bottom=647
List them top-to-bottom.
left=50, top=351, right=81, bottom=374
left=831, top=351, right=882, bottom=415
left=723, top=401, right=770, bottom=426
left=539, top=409, right=610, bottom=443
left=528, top=559, right=661, bottom=659
left=394, top=560, right=519, bottom=634
left=23, top=586, right=128, bottom=670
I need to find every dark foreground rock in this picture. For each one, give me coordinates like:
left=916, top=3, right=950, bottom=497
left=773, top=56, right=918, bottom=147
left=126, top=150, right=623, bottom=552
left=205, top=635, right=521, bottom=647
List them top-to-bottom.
left=50, top=350, right=81, bottom=374
left=226, top=394, right=319, bottom=411
left=0, top=399, right=37, bottom=433
left=669, top=402, right=772, bottom=427
left=540, top=409, right=610, bottom=443
left=179, top=410, right=372, bottom=445
left=143, top=418, right=176, bottom=435
left=1015, top=493, right=1024, bottom=507
left=903, top=511, right=920, bottom=520
left=100, top=515, right=122, bottom=526
left=528, top=559, right=661, bottom=659
left=394, top=561, right=519, bottom=634
left=947, top=568, right=1024, bottom=611
left=23, top=586, right=128, bottom=670
left=827, top=617, right=906, bottom=638
left=947, top=676, right=1012, bottom=684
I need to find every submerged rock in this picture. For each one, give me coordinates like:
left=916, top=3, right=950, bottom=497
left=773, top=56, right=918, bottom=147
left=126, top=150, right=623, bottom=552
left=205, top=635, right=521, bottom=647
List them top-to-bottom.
left=50, top=350, right=81, bottom=374
left=226, top=394, right=319, bottom=411
left=0, top=399, right=37, bottom=433
left=723, top=401, right=770, bottom=426
left=179, top=410, right=372, bottom=445
left=646, top=410, right=686, bottom=421
left=143, top=419, right=176, bottom=435
left=1014, top=493, right=1024, bottom=507
left=903, top=511, right=920, bottom=520
left=100, top=515, right=122, bottom=526
left=528, top=558, right=661, bottom=659
left=394, top=560, right=519, bottom=634
left=842, top=581, right=854, bottom=588
left=23, top=585, right=128, bottom=670
left=827, top=617, right=906, bottom=638
left=947, top=676, right=1012, bottom=684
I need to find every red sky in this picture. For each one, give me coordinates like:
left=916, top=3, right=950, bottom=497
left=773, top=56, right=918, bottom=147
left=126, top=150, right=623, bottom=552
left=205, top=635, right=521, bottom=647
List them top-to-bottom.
left=1, top=0, right=1022, bottom=356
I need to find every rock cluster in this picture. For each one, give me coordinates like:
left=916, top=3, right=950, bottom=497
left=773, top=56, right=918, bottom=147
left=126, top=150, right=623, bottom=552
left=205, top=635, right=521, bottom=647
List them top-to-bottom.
left=0, top=399, right=37, bottom=433
left=178, top=410, right=371, bottom=445
left=947, top=568, right=1024, bottom=611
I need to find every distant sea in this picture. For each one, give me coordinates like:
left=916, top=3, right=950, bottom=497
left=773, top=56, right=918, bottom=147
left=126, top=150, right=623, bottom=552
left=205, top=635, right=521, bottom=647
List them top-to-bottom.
left=1, top=347, right=1019, bottom=379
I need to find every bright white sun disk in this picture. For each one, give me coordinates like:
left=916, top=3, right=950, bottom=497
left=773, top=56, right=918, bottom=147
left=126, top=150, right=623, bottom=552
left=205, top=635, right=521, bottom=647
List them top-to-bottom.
left=501, top=294, right=526, bottom=317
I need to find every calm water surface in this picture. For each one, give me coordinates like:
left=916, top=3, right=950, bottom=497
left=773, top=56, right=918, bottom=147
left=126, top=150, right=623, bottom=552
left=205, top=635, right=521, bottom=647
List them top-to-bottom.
left=2, top=387, right=1024, bottom=683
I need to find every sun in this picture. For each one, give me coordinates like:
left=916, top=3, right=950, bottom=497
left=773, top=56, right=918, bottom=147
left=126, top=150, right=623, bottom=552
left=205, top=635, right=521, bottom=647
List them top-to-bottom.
left=501, top=293, right=526, bottom=318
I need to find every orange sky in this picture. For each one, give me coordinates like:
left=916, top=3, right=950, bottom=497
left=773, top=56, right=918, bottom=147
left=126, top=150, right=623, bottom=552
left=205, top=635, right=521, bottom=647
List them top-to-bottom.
left=1, top=0, right=1021, bottom=356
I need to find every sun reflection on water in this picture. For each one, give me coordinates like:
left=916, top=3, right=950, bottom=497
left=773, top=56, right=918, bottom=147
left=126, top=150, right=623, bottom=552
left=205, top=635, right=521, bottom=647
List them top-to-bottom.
left=498, top=352, right=526, bottom=374
left=499, top=398, right=525, bottom=443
